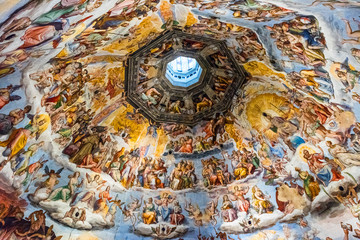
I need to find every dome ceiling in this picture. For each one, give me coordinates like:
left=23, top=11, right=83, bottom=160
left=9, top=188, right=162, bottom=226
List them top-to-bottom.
left=0, top=0, right=359, bottom=240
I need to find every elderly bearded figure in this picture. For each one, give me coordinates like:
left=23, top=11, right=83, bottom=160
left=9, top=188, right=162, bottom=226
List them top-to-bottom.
left=327, top=141, right=360, bottom=168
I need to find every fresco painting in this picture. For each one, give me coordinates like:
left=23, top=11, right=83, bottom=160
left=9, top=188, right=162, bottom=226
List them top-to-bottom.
left=0, top=0, right=360, bottom=239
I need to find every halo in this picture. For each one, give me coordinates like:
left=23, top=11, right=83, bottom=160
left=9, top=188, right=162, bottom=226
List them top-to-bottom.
left=246, top=93, right=291, bottom=141
left=298, top=144, right=316, bottom=162
left=228, top=184, right=247, bottom=192
left=159, top=190, right=173, bottom=198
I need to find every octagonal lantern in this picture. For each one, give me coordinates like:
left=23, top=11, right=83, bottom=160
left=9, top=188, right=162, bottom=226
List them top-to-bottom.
left=125, top=30, right=248, bottom=125
left=165, top=56, right=202, bottom=88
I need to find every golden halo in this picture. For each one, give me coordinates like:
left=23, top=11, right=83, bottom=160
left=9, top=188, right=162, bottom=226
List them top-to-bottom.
left=246, top=93, right=292, bottom=141
left=298, top=145, right=316, bottom=162
left=159, top=190, right=173, bottom=198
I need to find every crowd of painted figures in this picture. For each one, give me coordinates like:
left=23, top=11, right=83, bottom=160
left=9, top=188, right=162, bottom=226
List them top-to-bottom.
left=0, top=0, right=360, bottom=239
left=137, top=40, right=236, bottom=115
left=165, top=129, right=231, bottom=154
left=0, top=186, right=60, bottom=239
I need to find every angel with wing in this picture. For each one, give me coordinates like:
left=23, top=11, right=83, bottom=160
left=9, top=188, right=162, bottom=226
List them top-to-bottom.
left=29, top=166, right=63, bottom=203
left=36, top=166, right=63, bottom=194
left=122, top=195, right=143, bottom=226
